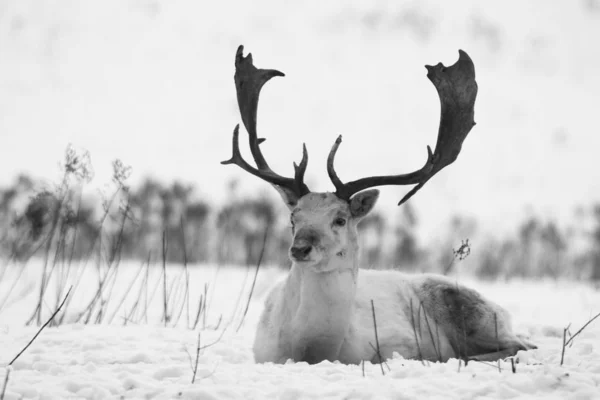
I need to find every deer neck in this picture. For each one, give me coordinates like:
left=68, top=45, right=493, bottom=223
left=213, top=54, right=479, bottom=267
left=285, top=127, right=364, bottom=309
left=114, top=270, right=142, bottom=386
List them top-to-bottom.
left=285, top=253, right=359, bottom=362
left=290, top=261, right=358, bottom=309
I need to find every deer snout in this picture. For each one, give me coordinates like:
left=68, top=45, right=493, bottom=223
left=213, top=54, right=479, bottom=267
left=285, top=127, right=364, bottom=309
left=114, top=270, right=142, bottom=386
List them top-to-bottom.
left=290, top=230, right=320, bottom=261
left=290, top=243, right=312, bottom=261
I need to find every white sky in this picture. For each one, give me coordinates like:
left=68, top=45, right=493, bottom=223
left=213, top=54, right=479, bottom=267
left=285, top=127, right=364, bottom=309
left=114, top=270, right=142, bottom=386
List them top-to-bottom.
left=1, top=0, right=599, bottom=238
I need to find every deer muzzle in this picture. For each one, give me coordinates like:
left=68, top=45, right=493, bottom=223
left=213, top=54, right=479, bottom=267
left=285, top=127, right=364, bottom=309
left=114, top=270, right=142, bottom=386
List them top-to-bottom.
left=290, top=229, right=320, bottom=262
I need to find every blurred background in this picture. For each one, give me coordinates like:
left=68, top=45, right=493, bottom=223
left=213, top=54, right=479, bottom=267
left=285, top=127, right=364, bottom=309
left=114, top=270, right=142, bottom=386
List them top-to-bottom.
left=1, top=0, right=599, bottom=279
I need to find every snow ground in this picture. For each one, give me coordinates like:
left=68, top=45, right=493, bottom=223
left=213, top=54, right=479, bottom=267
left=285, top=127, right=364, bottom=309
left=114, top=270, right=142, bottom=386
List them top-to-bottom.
left=1, top=262, right=599, bottom=400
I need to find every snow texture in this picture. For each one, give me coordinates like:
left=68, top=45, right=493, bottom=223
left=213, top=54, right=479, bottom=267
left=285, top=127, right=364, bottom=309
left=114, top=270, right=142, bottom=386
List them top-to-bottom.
left=1, top=263, right=599, bottom=400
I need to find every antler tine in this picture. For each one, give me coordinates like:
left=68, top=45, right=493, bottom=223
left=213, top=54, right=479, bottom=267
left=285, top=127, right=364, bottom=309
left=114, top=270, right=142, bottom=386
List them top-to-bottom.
left=234, top=45, right=284, bottom=170
left=222, top=46, right=310, bottom=197
left=329, top=50, right=478, bottom=205
left=221, top=125, right=306, bottom=189
left=326, top=135, right=345, bottom=194
left=328, top=135, right=434, bottom=200
left=293, top=143, right=309, bottom=184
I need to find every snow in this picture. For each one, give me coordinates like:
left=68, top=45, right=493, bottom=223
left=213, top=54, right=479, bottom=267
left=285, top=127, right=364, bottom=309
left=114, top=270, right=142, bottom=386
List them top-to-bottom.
left=1, top=262, right=599, bottom=399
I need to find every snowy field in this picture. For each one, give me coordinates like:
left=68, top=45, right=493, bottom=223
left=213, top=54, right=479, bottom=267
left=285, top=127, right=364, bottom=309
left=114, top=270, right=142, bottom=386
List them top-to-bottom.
left=1, top=262, right=599, bottom=400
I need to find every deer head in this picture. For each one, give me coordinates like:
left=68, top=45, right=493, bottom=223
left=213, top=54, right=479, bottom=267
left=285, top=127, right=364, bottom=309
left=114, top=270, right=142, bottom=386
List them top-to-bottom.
left=222, top=46, right=477, bottom=270
left=284, top=190, right=378, bottom=271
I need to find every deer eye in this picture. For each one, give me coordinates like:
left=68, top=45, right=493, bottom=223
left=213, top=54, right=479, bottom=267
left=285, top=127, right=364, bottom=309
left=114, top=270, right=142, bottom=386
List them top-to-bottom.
left=334, top=217, right=346, bottom=227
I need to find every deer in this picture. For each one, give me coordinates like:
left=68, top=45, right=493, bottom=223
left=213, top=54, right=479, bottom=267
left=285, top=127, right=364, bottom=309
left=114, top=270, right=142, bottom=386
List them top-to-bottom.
left=222, top=45, right=537, bottom=365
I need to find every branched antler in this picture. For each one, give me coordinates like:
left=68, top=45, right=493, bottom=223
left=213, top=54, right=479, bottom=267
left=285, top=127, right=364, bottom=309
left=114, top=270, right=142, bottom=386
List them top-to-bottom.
left=222, top=45, right=310, bottom=197
left=222, top=47, right=477, bottom=207
left=327, top=50, right=478, bottom=205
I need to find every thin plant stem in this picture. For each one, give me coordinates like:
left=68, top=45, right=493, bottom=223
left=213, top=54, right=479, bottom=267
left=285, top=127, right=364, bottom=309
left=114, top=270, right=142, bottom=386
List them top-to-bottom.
left=180, top=217, right=190, bottom=328
left=236, top=226, right=268, bottom=332
left=162, top=230, right=169, bottom=326
left=8, top=286, right=72, bottom=366
left=370, top=299, right=385, bottom=375
left=409, top=299, right=424, bottom=363
left=561, top=311, right=600, bottom=366
left=565, top=312, right=600, bottom=348
left=561, top=324, right=571, bottom=366
left=191, top=332, right=201, bottom=384
left=0, top=367, right=10, bottom=400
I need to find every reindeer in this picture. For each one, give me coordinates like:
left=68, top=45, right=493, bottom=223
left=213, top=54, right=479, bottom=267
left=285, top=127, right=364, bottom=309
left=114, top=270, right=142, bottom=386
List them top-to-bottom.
left=223, top=46, right=536, bottom=364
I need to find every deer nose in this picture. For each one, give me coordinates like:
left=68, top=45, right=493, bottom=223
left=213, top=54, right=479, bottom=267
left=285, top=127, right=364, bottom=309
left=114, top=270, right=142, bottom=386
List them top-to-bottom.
left=290, top=244, right=312, bottom=261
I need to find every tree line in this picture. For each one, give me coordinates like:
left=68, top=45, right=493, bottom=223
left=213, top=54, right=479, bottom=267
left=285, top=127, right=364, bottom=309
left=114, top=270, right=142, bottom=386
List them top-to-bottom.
left=1, top=147, right=599, bottom=280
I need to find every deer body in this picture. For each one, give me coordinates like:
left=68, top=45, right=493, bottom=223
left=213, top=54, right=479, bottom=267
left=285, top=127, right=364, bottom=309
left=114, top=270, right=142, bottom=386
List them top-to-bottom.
left=222, top=46, right=536, bottom=364
left=253, top=193, right=533, bottom=364
left=255, top=268, right=445, bottom=364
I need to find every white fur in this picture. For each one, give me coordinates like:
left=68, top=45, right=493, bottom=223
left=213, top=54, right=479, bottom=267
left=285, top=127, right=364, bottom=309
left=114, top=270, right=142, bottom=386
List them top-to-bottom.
left=253, top=192, right=534, bottom=364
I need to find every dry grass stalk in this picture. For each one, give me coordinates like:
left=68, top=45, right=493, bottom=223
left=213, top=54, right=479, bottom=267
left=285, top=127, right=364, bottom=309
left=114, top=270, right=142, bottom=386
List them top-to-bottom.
left=63, top=185, right=123, bottom=321
left=28, top=196, right=63, bottom=326
left=179, top=217, right=191, bottom=328
left=236, top=226, right=268, bottom=332
left=162, top=230, right=169, bottom=327
left=443, top=239, right=471, bottom=275
left=124, top=252, right=152, bottom=325
left=107, top=261, right=146, bottom=324
left=0, top=263, right=28, bottom=314
left=192, top=283, right=210, bottom=330
left=202, top=283, right=209, bottom=329
left=8, top=286, right=72, bottom=366
left=409, top=299, right=425, bottom=364
left=370, top=300, right=386, bottom=375
left=420, top=304, right=442, bottom=362
left=560, top=311, right=600, bottom=366
left=494, top=313, right=501, bottom=373
left=191, top=332, right=201, bottom=384
left=368, top=343, right=391, bottom=372
left=0, top=367, right=10, bottom=400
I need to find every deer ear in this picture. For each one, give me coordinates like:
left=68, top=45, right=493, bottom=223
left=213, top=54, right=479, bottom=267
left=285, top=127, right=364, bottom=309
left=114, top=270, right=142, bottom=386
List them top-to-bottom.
left=273, top=185, right=301, bottom=211
left=349, top=189, right=379, bottom=219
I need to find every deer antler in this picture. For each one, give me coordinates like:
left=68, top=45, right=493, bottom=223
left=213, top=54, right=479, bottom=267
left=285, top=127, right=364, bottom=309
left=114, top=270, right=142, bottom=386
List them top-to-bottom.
left=222, top=45, right=310, bottom=197
left=327, top=50, right=478, bottom=205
